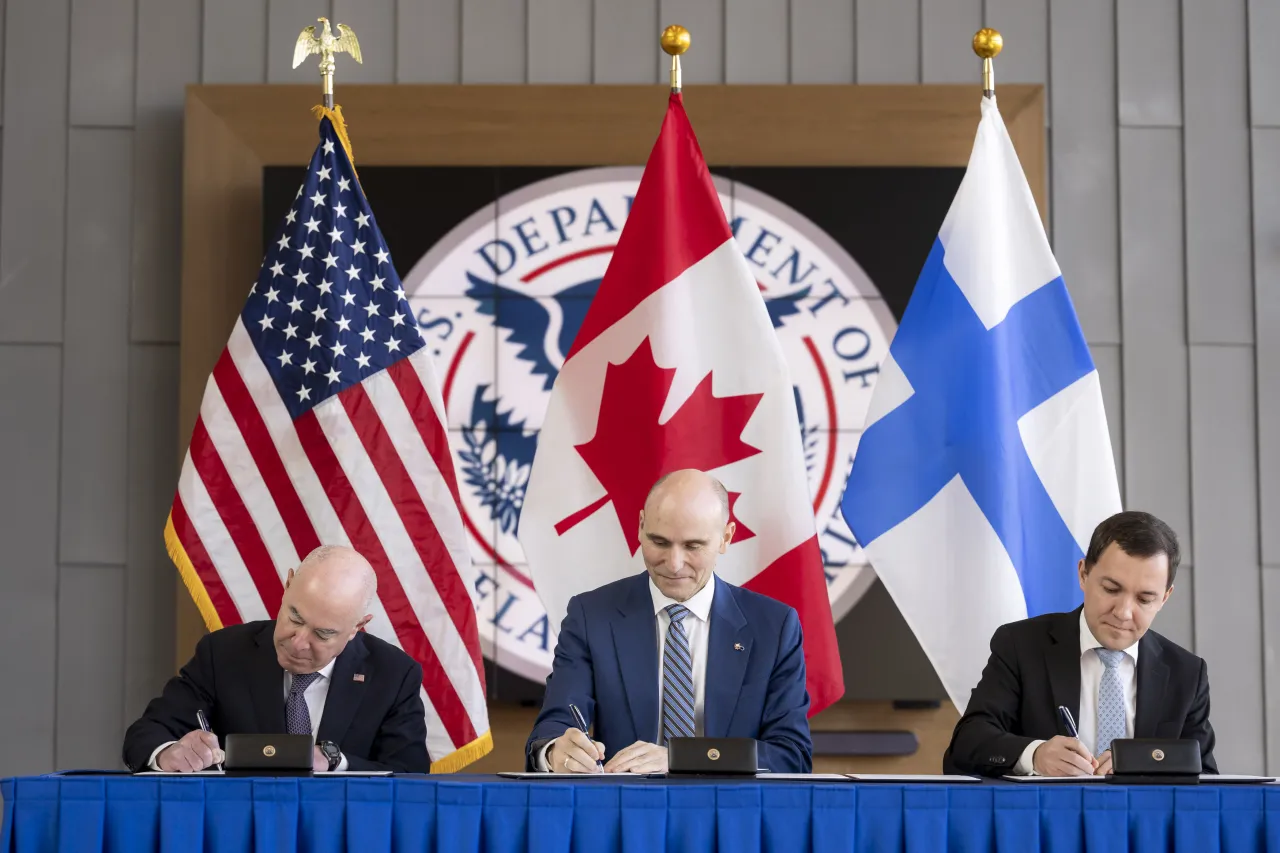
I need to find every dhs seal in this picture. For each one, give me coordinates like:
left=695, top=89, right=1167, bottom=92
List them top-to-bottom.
left=402, top=168, right=894, bottom=682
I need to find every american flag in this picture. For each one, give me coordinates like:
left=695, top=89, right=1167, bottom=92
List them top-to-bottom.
left=165, top=114, right=490, bottom=772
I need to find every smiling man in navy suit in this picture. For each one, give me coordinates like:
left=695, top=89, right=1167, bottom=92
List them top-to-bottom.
left=525, top=469, right=813, bottom=774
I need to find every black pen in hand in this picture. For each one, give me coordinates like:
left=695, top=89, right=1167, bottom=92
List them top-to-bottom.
left=568, top=703, right=603, bottom=770
left=1056, top=705, right=1080, bottom=740
left=196, top=709, right=224, bottom=771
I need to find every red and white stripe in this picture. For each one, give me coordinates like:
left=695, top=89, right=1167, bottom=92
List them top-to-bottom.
left=170, top=318, right=488, bottom=765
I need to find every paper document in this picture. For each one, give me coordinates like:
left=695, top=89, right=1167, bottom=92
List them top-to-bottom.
left=756, top=773, right=851, bottom=781
left=848, top=774, right=980, bottom=783
left=1198, top=774, right=1275, bottom=783
left=1003, top=775, right=1105, bottom=782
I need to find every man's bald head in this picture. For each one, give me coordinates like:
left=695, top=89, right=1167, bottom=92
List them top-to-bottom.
left=638, top=469, right=736, bottom=602
left=645, top=469, right=730, bottom=525
left=273, top=545, right=378, bottom=674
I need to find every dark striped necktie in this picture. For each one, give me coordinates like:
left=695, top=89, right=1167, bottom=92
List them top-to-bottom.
left=661, top=604, right=696, bottom=743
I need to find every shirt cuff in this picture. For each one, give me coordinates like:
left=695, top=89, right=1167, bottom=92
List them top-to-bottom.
left=536, top=738, right=555, bottom=772
left=1015, top=740, right=1045, bottom=776
left=147, top=741, right=177, bottom=771
left=335, top=753, right=349, bottom=772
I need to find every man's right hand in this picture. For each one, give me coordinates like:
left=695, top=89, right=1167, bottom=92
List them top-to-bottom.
left=547, top=728, right=605, bottom=774
left=156, top=731, right=223, bottom=772
left=1032, top=736, right=1097, bottom=776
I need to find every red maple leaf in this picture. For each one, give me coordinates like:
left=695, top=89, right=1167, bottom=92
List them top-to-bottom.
left=555, top=338, right=764, bottom=554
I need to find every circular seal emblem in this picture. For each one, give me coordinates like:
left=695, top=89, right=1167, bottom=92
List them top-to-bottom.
left=403, top=167, right=894, bottom=682
left=263, top=744, right=277, bottom=758
left=707, top=748, right=721, bottom=761
left=1152, top=748, right=1165, bottom=762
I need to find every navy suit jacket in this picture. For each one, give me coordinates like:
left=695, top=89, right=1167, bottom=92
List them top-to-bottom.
left=526, top=573, right=813, bottom=773
left=122, top=621, right=430, bottom=773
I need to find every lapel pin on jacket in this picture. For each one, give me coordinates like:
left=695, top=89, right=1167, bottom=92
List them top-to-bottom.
left=734, top=643, right=744, bottom=651
left=353, top=673, right=365, bottom=682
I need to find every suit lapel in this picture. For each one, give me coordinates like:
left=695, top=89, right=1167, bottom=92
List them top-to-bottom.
left=611, top=576, right=659, bottom=742
left=704, top=577, right=749, bottom=738
left=1046, top=610, right=1083, bottom=732
left=251, top=623, right=288, bottom=733
left=1134, top=632, right=1168, bottom=737
left=317, top=634, right=370, bottom=743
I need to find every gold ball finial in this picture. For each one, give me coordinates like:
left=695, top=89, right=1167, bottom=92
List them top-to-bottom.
left=661, top=25, right=691, bottom=56
left=972, top=28, right=1003, bottom=59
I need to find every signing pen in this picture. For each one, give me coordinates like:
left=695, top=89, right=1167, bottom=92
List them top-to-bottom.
left=568, top=703, right=603, bottom=770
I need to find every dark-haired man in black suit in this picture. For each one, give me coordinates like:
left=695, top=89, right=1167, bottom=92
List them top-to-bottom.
left=945, top=511, right=1216, bottom=777
left=123, top=545, right=430, bottom=774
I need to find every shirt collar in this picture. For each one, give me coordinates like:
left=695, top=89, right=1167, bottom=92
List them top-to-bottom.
left=649, top=575, right=716, bottom=623
left=1079, top=609, right=1139, bottom=664
left=290, top=657, right=337, bottom=683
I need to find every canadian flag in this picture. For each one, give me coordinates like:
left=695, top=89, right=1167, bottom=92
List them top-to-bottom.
left=518, top=93, right=844, bottom=715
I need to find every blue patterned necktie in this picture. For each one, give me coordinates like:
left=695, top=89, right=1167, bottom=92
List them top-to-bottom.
left=661, top=604, right=696, bottom=744
left=1095, top=648, right=1126, bottom=756
left=286, top=672, right=323, bottom=735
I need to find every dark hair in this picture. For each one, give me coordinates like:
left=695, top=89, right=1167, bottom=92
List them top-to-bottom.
left=1083, top=511, right=1181, bottom=589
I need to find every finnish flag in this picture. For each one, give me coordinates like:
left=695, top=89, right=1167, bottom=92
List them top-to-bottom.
left=840, top=96, right=1122, bottom=713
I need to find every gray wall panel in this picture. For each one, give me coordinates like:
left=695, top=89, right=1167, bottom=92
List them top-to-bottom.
left=0, top=0, right=70, bottom=343
left=0, top=0, right=6, bottom=124
left=69, top=0, right=137, bottom=126
left=131, top=0, right=200, bottom=344
left=203, top=0, right=268, bottom=83
left=269, top=0, right=334, bottom=84
left=332, top=0, right=396, bottom=83
left=396, top=0, right=460, bottom=83
left=462, top=0, right=526, bottom=82
left=528, top=0, right=591, bottom=83
left=594, top=0, right=656, bottom=84
left=658, top=0, right=724, bottom=85
left=726, top=0, right=789, bottom=83
left=788, top=0, right=849, bottom=83
left=790, top=0, right=853, bottom=84
left=855, top=0, right=918, bottom=83
left=921, top=0, right=981, bottom=84
left=983, top=0, right=1046, bottom=86
left=1048, top=0, right=1119, bottom=345
left=1116, top=0, right=1181, bottom=127
left=1183, top=0, right=1254, bottom=345
left=1249, top=0, right=1280, bottom=127
left=1118, top=127, right=1192, bottom=555
left=1253, top=128, right=1280, bottom=565
left=60, top=129, right=133, bottom=566
left=1090, top=343, right=1125, bottom=496
left=124, top=344, right=178, bottom=722
left=1190, top=345, right=1264, bottom=773
left=0, top=346, right=62, bottom=774
left=55, top=565, right=125, bottom=770
left=1157, top=565, right=1193, bottom=653
left=1264, top=566, right=1280, bottom=774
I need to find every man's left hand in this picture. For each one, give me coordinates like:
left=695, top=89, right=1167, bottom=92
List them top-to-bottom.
left=603, top=741, right=668, bottom=774
left=313, top=746, right=329, bottom=773
left=1093, top=750, right=1113, bottom=777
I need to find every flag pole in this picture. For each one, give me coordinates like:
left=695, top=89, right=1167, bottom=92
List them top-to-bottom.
left=661, top=25, right=691, bottom=93
left=973, top=28, right=1003, bottom=99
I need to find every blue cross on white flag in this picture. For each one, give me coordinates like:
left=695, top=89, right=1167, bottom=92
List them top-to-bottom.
left=840, top=96, right=1122, bottom=713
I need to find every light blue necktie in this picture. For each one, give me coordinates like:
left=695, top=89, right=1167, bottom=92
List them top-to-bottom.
left=661, top=604, right=696, bottom=744
left=1095, top=648, right=1126, bottom=756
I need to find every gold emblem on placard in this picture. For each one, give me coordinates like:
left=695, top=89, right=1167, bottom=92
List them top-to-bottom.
left=263, top=745, right=277, bottom=757
left=707, top=748, right=720, bottom=761
left=1152, top=749, right=1165, bottom=761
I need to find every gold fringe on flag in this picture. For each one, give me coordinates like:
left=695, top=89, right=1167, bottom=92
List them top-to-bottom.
left=311, top=104, right=357, bottom=173
left=164, top=513, right=225, bottom=632
left=430, top=729, right=494, bottom=774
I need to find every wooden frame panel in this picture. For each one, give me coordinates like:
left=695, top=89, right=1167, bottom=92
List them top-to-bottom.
left=178, top=84, right=1046, bottom=769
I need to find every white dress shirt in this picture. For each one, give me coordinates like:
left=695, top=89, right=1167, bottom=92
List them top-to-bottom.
left=537, top=577, right=716, bottom=771
left=1015, top=610, right=1139, bottom=774
left=149, top=658, right=347, bottom=771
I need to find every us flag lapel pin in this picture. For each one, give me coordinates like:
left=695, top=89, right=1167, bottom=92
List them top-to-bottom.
left=353, top=673, right=365, bottom=682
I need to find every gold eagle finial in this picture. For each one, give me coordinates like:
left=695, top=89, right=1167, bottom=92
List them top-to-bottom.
left=293, top=17, right=362, bottom=107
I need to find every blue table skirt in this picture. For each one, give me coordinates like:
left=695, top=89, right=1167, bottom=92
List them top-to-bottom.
left=4, top=775, right=1279, bottom=853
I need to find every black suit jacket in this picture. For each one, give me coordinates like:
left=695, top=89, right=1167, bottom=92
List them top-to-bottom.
left=944, top=608, right=1217, bottom=776
left=122, top=621, right=430, bottom=773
